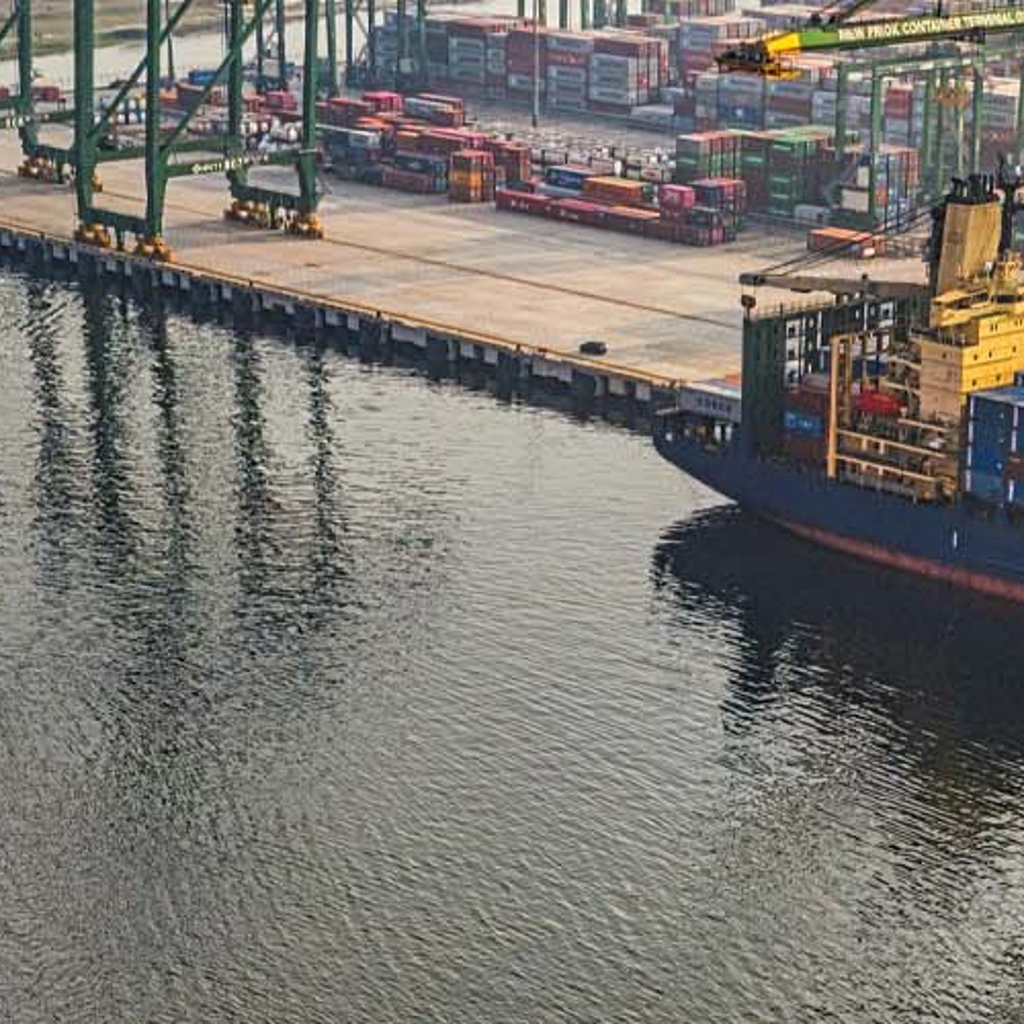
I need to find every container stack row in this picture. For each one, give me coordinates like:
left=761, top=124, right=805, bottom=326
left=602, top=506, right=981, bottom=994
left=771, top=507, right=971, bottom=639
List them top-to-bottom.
left=375, top=15, right=670, bottom=115
left=320, top=91, right=530, bottom=202
left=673, top=125, right=920, bottom=225
left=495, top=164, right=741, bottom=246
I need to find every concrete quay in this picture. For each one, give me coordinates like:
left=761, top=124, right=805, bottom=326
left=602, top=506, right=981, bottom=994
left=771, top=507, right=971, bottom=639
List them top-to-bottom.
left=0, top=131, right=898, bottom=416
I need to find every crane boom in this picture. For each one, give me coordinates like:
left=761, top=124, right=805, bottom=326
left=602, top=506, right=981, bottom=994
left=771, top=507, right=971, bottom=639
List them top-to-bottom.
left=718, top=5, right=1024, bottom=77
left=738, top=272, right=928, bottom=298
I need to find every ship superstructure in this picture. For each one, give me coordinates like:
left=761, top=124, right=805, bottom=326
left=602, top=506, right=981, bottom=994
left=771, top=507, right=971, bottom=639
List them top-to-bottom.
left=655, top=171, right=1024, bottom=600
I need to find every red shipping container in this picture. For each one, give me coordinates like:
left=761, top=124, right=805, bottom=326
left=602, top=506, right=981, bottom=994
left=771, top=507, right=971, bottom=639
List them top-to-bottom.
left=546, top=49, right=589, bottom=67
left=31, top=83, right=61, bottom=102
left=265, top=90, right=297, bottom=112
left=363, top=90, right=404, bottom=114
left=417, top=93, right=466, bottom=110
left=658, top=183, right=696, bottom=217
left=496, top=187, right=552, bottom=214
left=550, top=198, right=609, bottom=225
left=786, top=385, right=829, bottom=418
left=856, top=391, right=901, bottom=418
left=783, top=432, right=826, bottom=464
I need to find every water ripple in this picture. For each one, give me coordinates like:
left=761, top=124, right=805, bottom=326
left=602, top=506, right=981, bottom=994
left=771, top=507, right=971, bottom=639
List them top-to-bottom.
left=2, top=270, right=1024, bottom=1021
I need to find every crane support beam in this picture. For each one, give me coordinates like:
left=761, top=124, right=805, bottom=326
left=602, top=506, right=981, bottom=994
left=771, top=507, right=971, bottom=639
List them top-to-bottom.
left=74, top=0, right=96, bottom=215
left=89, top=0, right=199, bottom=145
left=144, top=0, right=162, bottom=241
left=276, top=0, right=287, bottom=89
left=324, top=0, right=339, bottom=96
left=0, top=6, right=19, bottom=50
left=718, top=7, right=1024, bottom=77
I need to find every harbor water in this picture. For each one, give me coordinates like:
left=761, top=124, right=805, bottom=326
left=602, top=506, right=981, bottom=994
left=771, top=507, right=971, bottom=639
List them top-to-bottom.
left=3, top=267, right=1024, bottom=1021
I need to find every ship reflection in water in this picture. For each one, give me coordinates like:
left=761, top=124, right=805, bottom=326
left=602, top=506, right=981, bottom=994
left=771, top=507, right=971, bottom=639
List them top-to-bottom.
left=653, top=507, right=1024, bottom=1020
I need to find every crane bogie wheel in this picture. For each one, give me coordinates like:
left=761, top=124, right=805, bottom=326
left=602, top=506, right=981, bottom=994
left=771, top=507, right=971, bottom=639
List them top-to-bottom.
left=18, top=156, right=59, bottom=182
left=289, top=213, right=324, bottom=239
left=74, top=222, right=113, bottom=250
left=134, top=235, right=173, bottom=262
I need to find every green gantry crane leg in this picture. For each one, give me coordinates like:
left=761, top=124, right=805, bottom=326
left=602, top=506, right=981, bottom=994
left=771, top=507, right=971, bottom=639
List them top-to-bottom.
left=18, top=0, right=36, bottom=157
left=74, top=0, right=96, bottom=218
left=144, top=0, right=164, bottom=243
left=228, top=0, right=244, bottom=191
left=276, top=0, right=288, bottom=89
left=298, top=0, right=320, bottom=218
left=325, top=0, right=339, bottom=97
left=344, top=0, right=354, bottom=86
left=367, top=0, right=376, bottom=83
left=397, top=0, right=407, bottom=86
left=417, top=0, right=428, bottom=86
left=559, top=0, right=568, bottom=29
left=580, top=0, right=590, bottom=30
left=615, top=0, right=626, bottom=27
left=256, top=8, right=265, bottom=90
left=1017, top=59, right=1024, bottom=165
left=834, top=62, right=848, bottom=164
left=971, top=65, right=983, bottom=175
left=920, top=69, right=935, bottom=196
left=935, top=69, right=947, bottom=191
left=868, top=70, right=882, bottom=226
left=954, top=74, right=965, bottom=179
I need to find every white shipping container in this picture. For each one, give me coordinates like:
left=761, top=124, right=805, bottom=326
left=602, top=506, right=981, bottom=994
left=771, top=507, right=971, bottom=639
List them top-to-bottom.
left=547, top=32, right=594, bottom=53
left=588, top=87, right=641, bottom=102
left=841, top=187, right=870, bottom=213
left=793, top=203, right=828, bottom=225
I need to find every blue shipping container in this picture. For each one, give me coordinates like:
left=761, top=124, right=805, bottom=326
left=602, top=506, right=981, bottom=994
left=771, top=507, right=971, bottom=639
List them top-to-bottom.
left=394, top=153, right=447, bottom=175
left=545, top=166, right=594, bottom=190
left=972, top=403, right=1014, bottom=430
left=784, top=410, right=824, bottom=437
left=970, top=422, right=1011, bottom=445
left=967, top=445, right=1005, bottom=475
left=967, top=470, right=1004, bottom=502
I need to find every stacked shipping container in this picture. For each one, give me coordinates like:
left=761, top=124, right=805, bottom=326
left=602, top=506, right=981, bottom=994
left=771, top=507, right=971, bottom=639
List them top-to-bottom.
left=374, top=17, right=669, bottom=114
left=495, top=165, right=737, bottom=246
left=966, top=388, right=1024, bottom=505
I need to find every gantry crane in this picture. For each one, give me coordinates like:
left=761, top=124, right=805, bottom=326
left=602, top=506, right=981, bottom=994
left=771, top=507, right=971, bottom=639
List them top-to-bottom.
left=0, top=0, right=340, bottom=258
left=717, top=0, right=1024, bottom=220
left=718, top=3, right=1024, bottom=79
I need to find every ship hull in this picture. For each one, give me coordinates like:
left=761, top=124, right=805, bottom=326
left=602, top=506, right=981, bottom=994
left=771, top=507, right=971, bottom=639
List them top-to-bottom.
left=655, top=430, right=1024, bottom=603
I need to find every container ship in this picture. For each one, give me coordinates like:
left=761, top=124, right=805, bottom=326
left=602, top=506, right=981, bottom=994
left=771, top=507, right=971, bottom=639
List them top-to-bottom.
left=655, top=170, right=1024, bottom=602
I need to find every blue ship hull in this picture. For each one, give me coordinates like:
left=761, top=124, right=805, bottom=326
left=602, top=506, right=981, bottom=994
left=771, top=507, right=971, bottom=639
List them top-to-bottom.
left=654, top=428, right=1024, bottom=603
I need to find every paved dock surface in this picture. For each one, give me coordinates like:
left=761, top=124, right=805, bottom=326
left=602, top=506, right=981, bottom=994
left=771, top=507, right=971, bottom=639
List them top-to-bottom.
left=0, top=133, right=925, bottom=383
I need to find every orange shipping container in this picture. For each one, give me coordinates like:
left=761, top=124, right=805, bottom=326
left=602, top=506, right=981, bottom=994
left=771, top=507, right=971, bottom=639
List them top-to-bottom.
left=582, top=176, right=646, bottom=206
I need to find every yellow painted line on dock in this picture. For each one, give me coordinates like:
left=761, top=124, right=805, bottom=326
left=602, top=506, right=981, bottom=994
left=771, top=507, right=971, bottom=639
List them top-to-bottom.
left=0, top=212, right=690, bottom=390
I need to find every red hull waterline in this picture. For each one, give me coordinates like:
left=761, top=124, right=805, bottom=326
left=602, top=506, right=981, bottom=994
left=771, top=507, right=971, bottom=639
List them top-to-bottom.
left=773, top=518, right=1024, bottom=605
